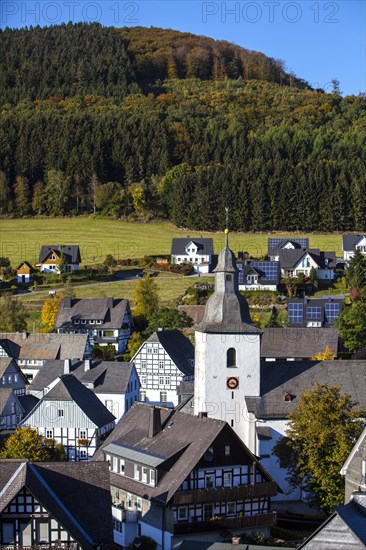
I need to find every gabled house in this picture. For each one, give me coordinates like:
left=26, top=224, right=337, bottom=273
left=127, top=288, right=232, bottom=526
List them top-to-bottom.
left=343, top=234, right=366, bottom=262
left=171, top=238, right=214, bottom=274
left=268, top=238, right=309, bottom=261
left=37, top=245, right=81, bottom=274
left=279, top=248, right=337, bottom=280
left=16, top=261, right=33, bottom=283
left=237, top=261, right=280, bottom=291
left=55, top=297, right=132, bottom=353
left=287, top=298, right=343, bottom=327
left=261, top=327, right=340, bottom=361
left=132, top=329, right=194, bottom=406
left=0, top=332, right=90, bottom=381
left=0, top=358, right=28, bottom=396
left=27, top=359, right=140, bottom=421
left=21, top=374, right=116, bottom=461
left=0, top=389, right=38, bottom=430
left=93, top=403, right=278, bottom=549
left=341, top=425, right=366, bottom=503
left=0, top=460, right=113, bottom=549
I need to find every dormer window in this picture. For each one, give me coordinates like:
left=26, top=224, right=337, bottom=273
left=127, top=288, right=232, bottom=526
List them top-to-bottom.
left=74, top=319, right=80, bottom=324
left=81, top=320, right=86, bottom=324
left=284, top=392, right=295, bottom=402
left=150, top=469, right=155, bottom=486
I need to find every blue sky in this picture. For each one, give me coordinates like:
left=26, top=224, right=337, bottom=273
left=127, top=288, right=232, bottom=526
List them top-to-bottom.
left=1, top=1, right=365, bottom=96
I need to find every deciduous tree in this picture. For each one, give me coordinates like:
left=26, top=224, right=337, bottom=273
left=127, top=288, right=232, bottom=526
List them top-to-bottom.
left=132, top=276, right=159, bottom=318
left=41, top=293, right=65, bottom=332
left=0, top=297, right=28, bottom=332
left=334, top=301, right=366, bottom=353
left=145, top=307, right=192, bottom=335
left=0, top=427, right=50, bottom=461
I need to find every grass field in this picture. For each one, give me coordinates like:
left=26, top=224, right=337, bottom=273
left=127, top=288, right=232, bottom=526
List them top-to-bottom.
left=0, top=217, right=345, bottom=267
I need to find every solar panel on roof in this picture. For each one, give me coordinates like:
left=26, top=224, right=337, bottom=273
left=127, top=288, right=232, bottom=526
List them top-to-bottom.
left=269, top=238, right=308, bottom=251
left=251, top=262, right=279, bottom=281
left=325, top=302, right=341, bottom=323
left=288, top=303, right=304, bottom=324
left=307, top=306, right=322, bottom=320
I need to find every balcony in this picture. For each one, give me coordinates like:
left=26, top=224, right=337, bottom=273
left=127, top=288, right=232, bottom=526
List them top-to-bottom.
left=172, top=482, right=277, bottom=506
left=112, top=505, right=140, bottom=523
left=174, top=511, right=277, bottom=535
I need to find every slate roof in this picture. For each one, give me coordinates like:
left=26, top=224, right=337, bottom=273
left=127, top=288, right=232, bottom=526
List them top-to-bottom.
left=342, top=235, right=366, bottom=252
left=171, top=238, right=214, bottom=256
left=268, top=238, right=309, bottom=256
left=38, top=245, right=81, bottom=264
left=278, top=248, right=337, bottom=270
left=238, top=261, right=281, bottom=285
left=55, top=297, right=130, bottom=329
left=287, top=298, right=343, bottom=327
left=261, top=327, right=340, bottom=358
left=142, top=330, right=194, bottom=376
left=0, top=332, right=88, bottom=361
left=0, top=358, right=14, bottom=377
left=28, top=360, right=136, bottom=395
left=245, top=360, right=366, bottom=420
left=35, top=374, right=116, bottom=427
left=0, top=388, right=18, bottom=416
left=17, top=394, right=39, bottom=416
left=93, top=403, right=274, bottom=504
left=341, top=424, right=366, bottom=476
left=0, top=460, right=113, bottom=549
left=298, top=492, right=366, bottom=549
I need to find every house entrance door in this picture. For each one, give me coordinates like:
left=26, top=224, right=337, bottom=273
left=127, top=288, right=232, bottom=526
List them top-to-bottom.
left=204, top=504, right=213, bottom=521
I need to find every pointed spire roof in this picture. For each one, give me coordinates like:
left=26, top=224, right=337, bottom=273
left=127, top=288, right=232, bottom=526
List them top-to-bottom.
left=196, top=230, right=261, bottom=334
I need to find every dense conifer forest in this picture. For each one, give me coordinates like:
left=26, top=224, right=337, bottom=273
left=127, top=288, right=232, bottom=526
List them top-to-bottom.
left=0, top=23, right=365, bottom=231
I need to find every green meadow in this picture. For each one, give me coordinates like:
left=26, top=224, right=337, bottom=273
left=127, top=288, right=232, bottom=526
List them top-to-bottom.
left=0, top=217, right=344, bottom=267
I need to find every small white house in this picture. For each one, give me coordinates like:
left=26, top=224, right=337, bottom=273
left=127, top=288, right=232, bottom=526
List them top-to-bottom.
left=342, top=234, right=366, bottom=262
left=171, top=238, right=214, bottom=274
left=37, top=245, right=81, bottom=274
left=279, top=249, right=337, bottom=280
left=132, top=330, right=194, bottom=407
left=21, top=374, right=115, bottom=461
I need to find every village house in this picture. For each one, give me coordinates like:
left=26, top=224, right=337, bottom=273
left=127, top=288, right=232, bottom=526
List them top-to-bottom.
left=342, top=234, right=366, bottom=262
left=171, top=238, right=214, bottom=274
left=268, top=238, right=309, bottom=261
left=37, top=244, right=81, bottom=273
left=279, top=248, right=337, bottom=280
left=237, top=260, right=280, bottom=291
left=16, top=261, right=33, bottom=283
left=55, top=297, right=132, bottom=353
left=287, top=297, right=343, bottom=327
left=261, top=327, right=340, bottom=361
left=132, top=329, right=194, bottom=407
left=0, top=332, right=90, bottom=381
left=27, top=358, right=140, bottom=421
left=20, top=373, right=116, bottom=461
left=0, top=389, right=38, bottom=431
left=93, top=403, right=278, bottom=550
left=0, top=460, right=113, bottom=549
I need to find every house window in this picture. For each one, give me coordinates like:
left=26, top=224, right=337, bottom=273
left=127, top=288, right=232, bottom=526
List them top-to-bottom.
left=225, top=274, right=232, bottom=281
left=81, top=319, right=86, bottom=324
left=147, top=347, right=152, bottom=354
left=153, top=348, right=158, bottom=354
left=227, top=348, right=236, bottom=368
left=141, top=361, right=146, bottom=370
left=159, top=361, right=164, bottom=370
left=14, top=374, right=18, bottom=383
left=8, top=375, right=12, bottom=383
left=141, top=376, right=146, bottom=385
left=159, top=376, right=164, bottom=385
left=165, top=376, right=170, bottom=385
left=140, top=391, right=146, bottom=402
left=160, top=391, right=167, bottom=403
left=58, top=409, right=64, bottom=417
left=46, top=429, right=53, bottom=439
left=79, top=430, right=86, bottom=439
left=225, top=445, right=230, bottom=456
left=80, top=450, right=87, bottom=459
left=112, top=457, right=119, bottom=473
left=120, top=459, right=125, bottom=475
left=134, top=464, right=139, bottom=480
left=142, top=467, right=148, bottom=483
left=150, top=469, right=155, bottom=486
left=223, top=472, right=232, bottom=487
left=205, top=474, right=214, bottom=489
left=127, top=493, right=133, bottom=509
left=136, top=497, right=142, bottom=511
left=227, top=502, right=236, bottom=516
left=178, top=506, right=188, bottom=521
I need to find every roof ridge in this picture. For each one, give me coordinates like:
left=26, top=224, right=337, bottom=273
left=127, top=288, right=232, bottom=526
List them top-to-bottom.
left=0, top=461, right=27, bottom=499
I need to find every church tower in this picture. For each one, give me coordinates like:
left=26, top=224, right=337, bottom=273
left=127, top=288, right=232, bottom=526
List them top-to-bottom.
left=194, top=228, right=261, bottom=453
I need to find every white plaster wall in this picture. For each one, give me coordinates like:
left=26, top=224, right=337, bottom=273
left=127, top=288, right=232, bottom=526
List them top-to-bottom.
left=194, top=331, right=260, bottom=453
left=140, top=521, right=172, bottom=550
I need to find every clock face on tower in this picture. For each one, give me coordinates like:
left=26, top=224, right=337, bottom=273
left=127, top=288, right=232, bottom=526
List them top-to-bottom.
left=226, top=376, right=239, bottom=390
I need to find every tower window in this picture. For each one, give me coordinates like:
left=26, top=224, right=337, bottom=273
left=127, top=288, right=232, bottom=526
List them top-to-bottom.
left=225, top=274, right=232, bottom=281
left=227, top=348, right=236, bottom=368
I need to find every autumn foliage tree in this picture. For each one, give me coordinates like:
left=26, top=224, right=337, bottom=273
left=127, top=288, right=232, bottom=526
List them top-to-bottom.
left=132, top=276, right=159, bottom=318
left=41, top=293, right=65, bottom=332
left=310, top=346, right=336, bottom=360
left=274, top=384, right=364, bottom=514
left=0, top=427, right=50, bottom=461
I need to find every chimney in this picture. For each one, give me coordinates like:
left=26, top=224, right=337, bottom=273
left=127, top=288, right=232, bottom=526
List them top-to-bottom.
left=64, top=359, right=71, bottom=374
left=84, top=359, right=91, bottom=372
left=148, top=407, right=162, bottom=438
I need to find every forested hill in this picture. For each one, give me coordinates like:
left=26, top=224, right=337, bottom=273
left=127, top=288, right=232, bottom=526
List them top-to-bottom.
left=0, top=23, right=365, bottom=232
left=0, top=23, right=307, bottom=104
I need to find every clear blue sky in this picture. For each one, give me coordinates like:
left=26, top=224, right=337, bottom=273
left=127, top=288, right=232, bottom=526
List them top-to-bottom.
left=1, top=0, right=365, bottom=96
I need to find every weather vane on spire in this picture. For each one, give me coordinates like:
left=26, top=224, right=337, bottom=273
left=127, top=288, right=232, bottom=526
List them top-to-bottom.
left=225, top=207, right=229, bottom=247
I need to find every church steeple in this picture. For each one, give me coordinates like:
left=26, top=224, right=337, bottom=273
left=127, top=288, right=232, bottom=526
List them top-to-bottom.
left=196, top=217, right=260, bottom=334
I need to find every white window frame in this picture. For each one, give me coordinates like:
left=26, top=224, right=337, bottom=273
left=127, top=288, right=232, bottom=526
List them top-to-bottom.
left=134, top=464, right=139, bottom=480
left=142, top=466, right=148, bottom=483
left=223, top=472, right=232, bottom=487
left=178, top=506, right=188, bottom=520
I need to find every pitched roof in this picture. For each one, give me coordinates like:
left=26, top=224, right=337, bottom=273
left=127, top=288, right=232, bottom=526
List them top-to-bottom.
left=342, top=235, right=366, bottom=252
left=171, top=238, right=214, bottom=256
left=268, top=238, right=309, bottom=256
left=39, top=245, right=81, bottom=264
left=279, top=249, right=337, bottom=270
left=16, top=261, right=33, bottom=271
left=238, top=261, right=280, bottom=285
left=55, top=297, right=130, bottom=329
left=287, top=298, right=343, bottom=327
left=178, top=305, right=206, bottom=326
left=261, top=327, right=339, bottom=358
left=143, top=330, right=194, bottom=376
left=0, top=332, right=88, bottom=361
left=0, top=358, right=15, bottom=377
left=28, top=359, right=135, bottom=394
left=245, top=360, right=366, bottom=420
left=40, top=374, right=116, bottom=427
left=0, top=388, right=20, bottom=416
left=17, top=394, right=39, bottom=416
left=93, top=403, right=274, bottom=504
left=341, top=425, right=366, bottom=476
left=0, top=460, right=113, bottom=549
left=298, top=492, right=366, bottom=549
